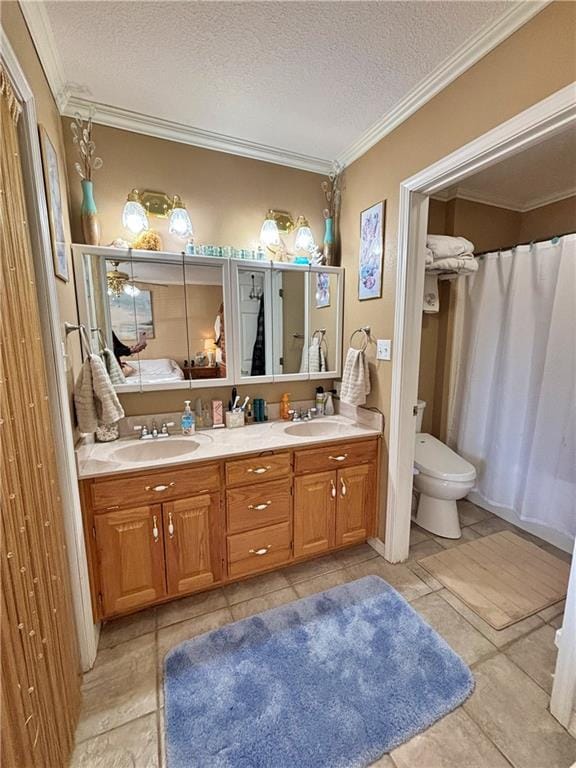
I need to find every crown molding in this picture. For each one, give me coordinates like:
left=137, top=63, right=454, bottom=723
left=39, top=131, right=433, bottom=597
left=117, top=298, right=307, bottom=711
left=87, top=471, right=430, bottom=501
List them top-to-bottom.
left=19, top=0, right=70, bottom=111
left=335, top=0, right=552, bottom=168
left=63, top=96, right=333, bottom=175
left=430, top=186, right=576, bottom=213
left=522, top=186, right=576, bottom=212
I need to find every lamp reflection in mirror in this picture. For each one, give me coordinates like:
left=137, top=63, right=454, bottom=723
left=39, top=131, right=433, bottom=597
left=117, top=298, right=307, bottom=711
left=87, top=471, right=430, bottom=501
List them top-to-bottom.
left=122, top=189, right=149, bottom=235
left=169, top=196, right=194, bottom=240
left=260, top=211, right=281, bottom=248
left=294, top=216, right=315, bottom=251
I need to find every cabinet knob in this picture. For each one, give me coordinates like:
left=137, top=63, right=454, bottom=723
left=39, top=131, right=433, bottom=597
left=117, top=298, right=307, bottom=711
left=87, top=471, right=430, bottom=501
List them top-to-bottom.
left=328, top=454, right=348, bottom=462
left=247, top=465, right=271, bottom=475
left=145, top=482, right=176, bottom=492
left=248, top=501, right=272, bottom=511
left=152, top=515, right=159, bottom=543
left=249, top=545, right=272, bottom=556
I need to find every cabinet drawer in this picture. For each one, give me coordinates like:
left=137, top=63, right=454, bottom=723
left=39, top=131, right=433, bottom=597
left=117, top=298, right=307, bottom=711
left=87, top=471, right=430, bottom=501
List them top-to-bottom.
left=294, top=439, right=378, bottom=475
left=225, top=452, right=291, bottom=488
left=91, top=462, right=220, bottom=511
left=227, top=479, right=291, bottom=534
left=227, top=522, right=292, bottom=579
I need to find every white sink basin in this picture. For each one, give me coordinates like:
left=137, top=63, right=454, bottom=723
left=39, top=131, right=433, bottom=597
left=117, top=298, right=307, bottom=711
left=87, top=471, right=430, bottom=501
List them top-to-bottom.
left=284, top=420, right=358, bottom=438
left=113, top=438, right=200, bottom=463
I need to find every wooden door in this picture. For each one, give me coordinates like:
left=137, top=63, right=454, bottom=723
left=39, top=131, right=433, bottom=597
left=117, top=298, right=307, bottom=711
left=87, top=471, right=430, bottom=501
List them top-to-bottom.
left=335, top=464, right=373, bottom=547
left=294, top=471, right=336, bottom=558
left=163, top=493, right=222, bottom=595
left=94, top=505, right=166, bottom=616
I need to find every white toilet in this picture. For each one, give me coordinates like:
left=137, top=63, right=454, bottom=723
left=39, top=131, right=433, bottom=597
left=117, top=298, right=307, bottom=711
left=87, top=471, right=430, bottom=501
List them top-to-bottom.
left=413, top=400, right=476, bottom=539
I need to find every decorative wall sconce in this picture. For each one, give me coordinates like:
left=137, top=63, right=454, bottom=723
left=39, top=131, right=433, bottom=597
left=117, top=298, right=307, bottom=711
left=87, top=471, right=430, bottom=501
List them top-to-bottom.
left=122, top=188, right=194, bottom=239
left=259, top=209, right=315, bottom=255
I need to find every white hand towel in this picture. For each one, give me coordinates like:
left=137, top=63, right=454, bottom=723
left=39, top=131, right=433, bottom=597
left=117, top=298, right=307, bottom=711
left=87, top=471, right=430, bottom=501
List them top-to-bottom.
left=427, top=235, right=475, bottom=259
left=427, top=256, right=479, bottom=274
left=423, top=274, right=440, bottom=313
left=300, top=337, right=327, bottom=373
left=102, top=348, right=126, bottom=386
left=340, top=348, right=370, bottom=406
left=74, top=354, right=124, bottom=434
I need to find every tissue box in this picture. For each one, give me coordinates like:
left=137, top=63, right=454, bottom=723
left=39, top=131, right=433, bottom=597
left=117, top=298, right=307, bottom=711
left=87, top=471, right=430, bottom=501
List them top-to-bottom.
left=225, top=411, right=245, bottom=429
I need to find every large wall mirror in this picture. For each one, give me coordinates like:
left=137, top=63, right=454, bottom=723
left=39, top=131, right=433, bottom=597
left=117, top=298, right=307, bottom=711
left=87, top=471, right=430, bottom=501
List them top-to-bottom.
left=74, top=246, right=232, bottom=391
left=235, top=263, right=273, bottom=381
left=271, top=264, right=309, bottom=380
left=307, top=266, right=343, bottom=379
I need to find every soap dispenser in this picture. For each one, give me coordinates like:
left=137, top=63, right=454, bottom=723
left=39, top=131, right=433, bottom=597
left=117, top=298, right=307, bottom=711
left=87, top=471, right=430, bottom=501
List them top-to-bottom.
left=280, top=393, right=291, bottom=421
left=181, top=400, right=195, bottom=435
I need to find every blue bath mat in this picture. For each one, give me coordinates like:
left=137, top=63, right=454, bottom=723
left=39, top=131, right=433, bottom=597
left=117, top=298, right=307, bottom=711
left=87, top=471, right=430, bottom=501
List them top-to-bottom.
left=164, top=575, right=474, bottom=768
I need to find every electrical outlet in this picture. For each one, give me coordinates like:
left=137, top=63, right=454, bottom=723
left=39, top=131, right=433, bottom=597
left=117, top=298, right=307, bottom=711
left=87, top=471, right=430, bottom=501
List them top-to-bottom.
left=377, top=339, right=391, bottom=361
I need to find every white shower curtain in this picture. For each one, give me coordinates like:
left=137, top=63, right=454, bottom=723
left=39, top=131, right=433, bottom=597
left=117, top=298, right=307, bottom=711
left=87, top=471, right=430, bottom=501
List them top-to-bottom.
left=450, top=234, right=576, bottom=538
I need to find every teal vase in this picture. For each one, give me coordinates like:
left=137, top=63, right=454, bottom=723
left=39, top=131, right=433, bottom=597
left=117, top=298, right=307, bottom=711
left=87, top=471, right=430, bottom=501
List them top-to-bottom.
left=81, top=179, right=100, bottom=245
left=323, top=216, right=335, bottom=265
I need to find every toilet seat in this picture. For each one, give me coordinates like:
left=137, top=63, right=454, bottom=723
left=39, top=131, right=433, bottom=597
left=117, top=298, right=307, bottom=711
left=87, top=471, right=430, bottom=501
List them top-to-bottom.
left=414, top=433, right=476, bottom=482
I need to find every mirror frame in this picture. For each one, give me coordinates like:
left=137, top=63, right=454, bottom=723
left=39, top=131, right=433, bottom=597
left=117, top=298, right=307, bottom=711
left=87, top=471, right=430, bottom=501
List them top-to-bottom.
left=73, top=244, right=234, bottom=392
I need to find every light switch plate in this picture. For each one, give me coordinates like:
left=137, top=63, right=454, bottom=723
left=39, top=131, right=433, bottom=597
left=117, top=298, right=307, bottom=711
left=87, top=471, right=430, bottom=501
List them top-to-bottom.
left=377, top=339, right=391, bottom=361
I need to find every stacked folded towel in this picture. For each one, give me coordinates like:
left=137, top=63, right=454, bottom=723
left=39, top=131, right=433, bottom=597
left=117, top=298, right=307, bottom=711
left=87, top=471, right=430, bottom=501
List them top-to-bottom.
left=425, top=235, right=477, bottom=274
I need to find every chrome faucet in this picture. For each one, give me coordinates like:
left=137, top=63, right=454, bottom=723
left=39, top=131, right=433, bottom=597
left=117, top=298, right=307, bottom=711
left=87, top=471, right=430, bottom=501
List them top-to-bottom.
left=134, top=421, right=174, bottom=439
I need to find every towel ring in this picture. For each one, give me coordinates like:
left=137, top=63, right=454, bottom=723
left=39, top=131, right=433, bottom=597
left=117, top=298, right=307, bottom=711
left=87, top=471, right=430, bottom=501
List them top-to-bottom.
left=350, top=327, right=370, bottom=352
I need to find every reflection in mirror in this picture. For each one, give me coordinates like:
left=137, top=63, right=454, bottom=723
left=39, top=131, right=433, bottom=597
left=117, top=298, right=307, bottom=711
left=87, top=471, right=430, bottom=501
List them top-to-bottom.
left=183, top=263, right=226, bottom=380
left=238, top=267, right=272, bottom=377
left=272, top=269, right=307, bottom=376
left=307, top=270, right=339, bottom=374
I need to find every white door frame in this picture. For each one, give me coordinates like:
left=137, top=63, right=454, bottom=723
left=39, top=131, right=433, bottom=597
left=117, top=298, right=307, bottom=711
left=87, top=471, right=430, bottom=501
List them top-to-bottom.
left=1, top=28, right=99, bottom=670
left=385, top=82, right=576, bottom=726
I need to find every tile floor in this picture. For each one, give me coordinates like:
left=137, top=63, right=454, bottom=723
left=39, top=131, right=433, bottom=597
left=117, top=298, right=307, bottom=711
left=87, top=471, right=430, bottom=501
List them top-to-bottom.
left=71, top=501, right=575, bottom=768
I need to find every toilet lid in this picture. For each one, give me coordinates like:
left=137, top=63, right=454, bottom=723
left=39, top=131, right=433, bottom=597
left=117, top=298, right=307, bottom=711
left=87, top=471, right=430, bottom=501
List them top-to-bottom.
left=414, top=433, right=477, bottom=482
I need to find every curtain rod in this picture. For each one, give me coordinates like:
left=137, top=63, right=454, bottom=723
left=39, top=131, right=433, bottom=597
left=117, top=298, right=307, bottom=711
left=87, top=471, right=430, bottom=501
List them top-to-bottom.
left=475, top=231, right=575, bottom=258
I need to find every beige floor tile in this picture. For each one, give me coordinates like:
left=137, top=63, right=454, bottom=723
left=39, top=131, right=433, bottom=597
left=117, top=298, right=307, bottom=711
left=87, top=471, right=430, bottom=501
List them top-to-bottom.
left=458, top=500, right=493, bottom=527
left=470, top=517, right=515, bottom=537
left=410, top=524, right=431, bottom=545
left=432, top=526, right=482, bottom=549
left=408, top=538, right=445, bottom=561
left=331, top=541, right=380, bottom=568
left=540, top=542, right=573, bottom=564
left=282, top=554, right=341, bottom=584
left=345, top=557, right=431, bottom=603
left=405, top=560, right=443, bottom=592
left=293, top=569, right=349, bottom=598
left=223, top=570, right=291, bottom=605
left=230, top=586, right=299, bottom=620
left=156, top=588, right=227, bottom=628
left=439, top=589, right=544, bottom=648
left=411, top=591, right=496, bottom=665
left=538, top=599, right=565, bottom=623
left=157, top=607, right=233, bottom=671
left=98, top=608, right=156, bottom=650
left=550, top=613, right=564, bottom=629
left=506, top=625, right=558, bottom=694
left=76, top=633, right=157, bottom=742
left=464, top=654, right=576, bottom=768
left=391, top=707, right=510, bottom=768
left=159, top=708, right=166, bottom=768
left=71, top=712, right=159, bottom=768
left=369, top=753, right=395, bottom=767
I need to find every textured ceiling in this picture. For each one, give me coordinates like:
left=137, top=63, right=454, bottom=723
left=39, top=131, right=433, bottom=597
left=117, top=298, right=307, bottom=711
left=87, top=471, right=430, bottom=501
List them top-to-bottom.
left=43, top=0, right=515, bottom=162
left=444, top=124, right=576, bottom=209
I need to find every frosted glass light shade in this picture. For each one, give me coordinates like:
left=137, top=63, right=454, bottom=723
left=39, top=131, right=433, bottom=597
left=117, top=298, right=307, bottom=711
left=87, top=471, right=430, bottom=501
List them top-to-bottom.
left=122, top=199, right=148, bottom=235
left=169, top=205, right=193, bottom=239
left=260, top=216, right=280, bottom=247
left=295, top=224, right=315, bottom=251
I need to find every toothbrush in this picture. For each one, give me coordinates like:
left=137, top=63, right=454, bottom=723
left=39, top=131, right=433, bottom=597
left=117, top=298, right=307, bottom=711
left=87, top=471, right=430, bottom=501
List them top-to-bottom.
left=232, top=395, right=240, bottom=411
left=240, top=396, right=250, bottom=411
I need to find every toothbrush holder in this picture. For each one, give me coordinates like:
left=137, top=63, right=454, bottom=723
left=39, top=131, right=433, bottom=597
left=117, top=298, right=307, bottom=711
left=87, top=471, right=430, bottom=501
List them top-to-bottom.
left=225, top=411, right=245, bottom=429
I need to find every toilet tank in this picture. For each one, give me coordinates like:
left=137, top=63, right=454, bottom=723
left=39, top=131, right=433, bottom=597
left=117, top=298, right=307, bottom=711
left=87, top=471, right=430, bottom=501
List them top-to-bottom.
left=415, top=400, right=426, bottom=432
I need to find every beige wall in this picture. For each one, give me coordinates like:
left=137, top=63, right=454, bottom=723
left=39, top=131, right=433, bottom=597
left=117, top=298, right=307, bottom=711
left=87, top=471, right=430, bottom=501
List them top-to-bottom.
left=339, top=1, right=576, bottom=535
left=2, top=2, right=82, bottom=412
left=520, top=195, right=576, bottom=242
left=447, top=198, right=522, bottom=253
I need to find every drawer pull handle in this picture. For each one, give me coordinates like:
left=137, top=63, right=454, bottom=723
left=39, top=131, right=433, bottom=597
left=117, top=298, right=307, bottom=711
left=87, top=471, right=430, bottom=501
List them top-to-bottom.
left=328, top=454, right=348, bottom=462
left=247, top=465, right=272, bottom=474
left=340, top=478, right=347, bottom=497
left=330, top=480, right=337, bottom=499
left=145, top=482, right=175, bottom=492
left=248, top=501, right=272, bottom=511
left=168, top=512, right=175, bottom=539
left=152, top=515, right=159, bottom=543
left=249, top=545, right=272, bottom=556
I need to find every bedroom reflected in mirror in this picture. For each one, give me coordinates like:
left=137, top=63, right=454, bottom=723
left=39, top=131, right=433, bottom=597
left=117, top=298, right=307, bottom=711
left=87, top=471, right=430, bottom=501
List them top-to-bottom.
left=183, top=262, right=226, bottom=381
left=237, top=266, right=272, bottom=378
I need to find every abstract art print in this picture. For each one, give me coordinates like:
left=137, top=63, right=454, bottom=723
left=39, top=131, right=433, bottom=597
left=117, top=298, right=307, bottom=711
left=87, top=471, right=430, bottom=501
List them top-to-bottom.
left=39, top=126, right=69, bottom=281
left=358, top=201, right=385, bottom=300
left=315, top=272, right=330, bottom=308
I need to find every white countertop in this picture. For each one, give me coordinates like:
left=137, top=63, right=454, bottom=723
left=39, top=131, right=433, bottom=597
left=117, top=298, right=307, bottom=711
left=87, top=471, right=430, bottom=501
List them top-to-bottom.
left=76, top=415, right=382, bottom=479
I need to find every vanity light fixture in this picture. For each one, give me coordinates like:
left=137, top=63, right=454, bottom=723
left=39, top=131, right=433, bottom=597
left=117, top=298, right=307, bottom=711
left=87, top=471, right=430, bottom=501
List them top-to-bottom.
left=122, top=189, right=194, bottom=240
left=259, top=209, right=315, bottom=254
left=293, top=216, right=315, bottom=251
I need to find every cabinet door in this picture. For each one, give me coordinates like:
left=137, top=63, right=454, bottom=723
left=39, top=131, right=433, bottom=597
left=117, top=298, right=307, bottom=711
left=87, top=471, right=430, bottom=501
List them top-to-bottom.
left=335, top=464, right=373, bottom=547
left=294, top=471, right=336, bottom=558
left=163, top=493, right=222, bottom=596
left=94, top=505, right=166, bottom=617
